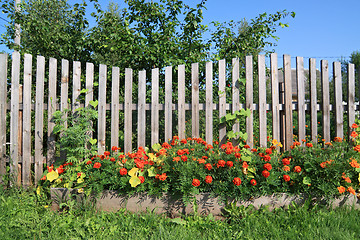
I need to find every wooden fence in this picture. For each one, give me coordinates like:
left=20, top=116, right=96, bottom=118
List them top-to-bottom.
left=0, top=52, right=357, bottom=187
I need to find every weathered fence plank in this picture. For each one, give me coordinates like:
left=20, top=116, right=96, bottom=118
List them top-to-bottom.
left=10, top=52, right=20, bottom=184
left=270, top=53, right=280, bottom=144
left=0, top=54, right=7, bottom=181
left=22, top=54, right=32, bottom=187
left=258, top=55, right=267, bottom=148
left=283, top=55, right=293, bottom=150
left=34, top=56, right=45, bottom=183
left=245, top=56, right=253, bottom=148
left=296, top=57, right=306, bottom=143
left=47, top=58, right=57, bottom=166
left=232, top=58, right=240, bottom=140
left=309, top=58, right=317, bottom=143
left=219, top=59, right=226, bottom=145
left=60, top=60, right=69, bottom=113
left=321, top=60, right=330, bottom=143
left=72, top=61, right=81, bottom=112
left=205, top=61, right=213, bottom=145
left=333, top=62, right=344, bottom=139
left=85, top=63, right=94, bottom=107
left=192, top=63, right=199, bottom=138
left=348, top=63, right=355, bottom=138
left=98, top=64, right=107, bottom=154
left=178, top=65, right=186, bottom=140
left=165, top=66, right=172, bottom=142
left=111, top=67, right=120, bottom=149
left=124, top=68, right=133, bottom=153
left=151, top=68, right=159, bottom=146
left=138, top=70, right=146, bottom=148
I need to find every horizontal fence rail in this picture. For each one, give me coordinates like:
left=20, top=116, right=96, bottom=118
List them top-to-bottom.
left=0, top=52, right=357, bottom=187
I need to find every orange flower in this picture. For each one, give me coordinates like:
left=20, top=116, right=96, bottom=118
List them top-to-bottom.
left=352, top=123, right=359, bottom=129
left=351, top=131, right=358, bottom=138
left=334, top=137, right=342, bottom=142
left=302, top=139, right=306, bottom=142
left=325, top=142, right=332, bottom=146
left=306, top=143, right=313, bottom=148
left=354, top=145, right=360, bottom=152
left=173, top=157, right=180, bottom=162
left=198, top=158, right=206, bottom=164
left=350, top=159, right=360, bottom=168
left=242, top=161, right=249, bottom=169
left=93, top=162, right=101, bottom=169
left=205, top=163, right=212, bottom=171
left=263, top=163, right=272, bottom=171
left=283, top=166, right=290, bottom=172
left=293, top=166, right=302, bottom=173
left=158, top=173, right=167, bottom=181
left=40, top=175, right=46, bottom=181
left=205, top=175, right=213, bottom=184
left=283, top=175, right=291, bottom=182
left=233, top=177, right=242, bottom=186
left=344, top=177, right=352, bottom=183
left=192, top=178, right=200, bottom=187
left=250, top=179, right=257, bottom=186
left=337, top=186, right=346, bottom=194
left=347, top=186, right=356, bottom=195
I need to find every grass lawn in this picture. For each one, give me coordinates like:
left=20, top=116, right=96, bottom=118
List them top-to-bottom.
left=0, top=187, right=359, bottom=240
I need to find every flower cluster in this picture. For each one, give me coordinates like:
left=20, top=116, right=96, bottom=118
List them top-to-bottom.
left=39, top=122, right=360, bottom=201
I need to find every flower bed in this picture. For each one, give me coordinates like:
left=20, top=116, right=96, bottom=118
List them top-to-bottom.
left=40, top=123, right=360, bottom=215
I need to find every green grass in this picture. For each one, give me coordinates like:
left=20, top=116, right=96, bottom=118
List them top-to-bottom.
left=0, top=187, right=360, bottom=240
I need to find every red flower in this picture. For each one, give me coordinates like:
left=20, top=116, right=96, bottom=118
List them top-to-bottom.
left=352, top=123, right=359, bottom=129
left=351, top=131, right=358, bottom=138
left=180, top=139, right=187, bottom=144
left=162, top=142, right=172, bottom=149
left=306, top=143, right=313, bottom=148
left=244, top=145, right=250, bottom=149
left=354, top=145, right=360, bottom=152
left=111, top=146, right=119, bottom=151
left=265, top=148, right=272, bottom=155
left=177, top=149, right=184, bottom=155
left=104, top=151, right=110, bottom=156
left=234, top=152, right=241, bottom=158
left=181, top=155, right=188, bottom=162
left=263, top=155, right=271, bottom=161
left=110, top=157, right=116, bottom=162
left=282, top=158, right=290, bottom=165
left=86, top=160, right=92, bottom=165
left=217, top=160, right=226, bottom=168
left=226, top=161, right=234, bottom=168
left=242, top=161, right=249, bottom=169
left=93, top=162, right=101, bottom=169
left=205, top=163, right=212, bottom=171
left=263, top=163, right=272, bottom=171
left=57, top=166, right=64, bottom=174
left=293, top=166, right=302, bottom=173
left=119, top=168, right=127, bottom=176
left=262, top=170, right=270, bottom=178
left=159, top=173, right=167, bottom=181
left=40, top=175, right=46, bottom=180
left=205, top=175, right=213, bottom=184
left=283, top=175, right=291, bottom=182
left=138, top=176, right=145, bottom=183
left=233, top=177, right=241, bottom=186
left=192, top=178, right=201, bottom=187
left=250, top=179, right=257, bottom=186
left=337, top=186, right=346, bottom=194
left=347, top=186, right=356, bottom=195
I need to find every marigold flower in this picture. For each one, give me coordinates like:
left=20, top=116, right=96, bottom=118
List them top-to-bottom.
left=352, top=123, right=359, bottom=129
left=351, top=131, right=358, bottom=138
left=334, top=137, right=342, bottom=142
left=180, top=139, right=187, bottom=144
left=302, top=139, right=306, bottom=142
left=293, top=141, right=301, bottom=146
left=162, top=142, right=171, bottom=149
left=325, top=142, right=332, bottom=146
left=306, top=143, right=313, bottom=148
left=244, top=144, right=250, bottom=149
left=354, top=145, right=360, bottom=152
left=111, top=146, right=119, bottom=152
left=251, top=148, right=257, bottom=152
left=265, top=148, right=272, bottom=155
left=104, top=151, right=110, bottom=156
left=234, top=152, right=241, bottom=158
left=181, top=155, right=188, bottom=162
left=263, top=155, right=271, bottom=162
left=110, top=157, right=116, bottom=162
left=173, top=157, right=180, bottom=162
left=282, top=158, right=290, bottom=165
left=350, top=159, right=360, bottom=168
left=86, top=160, right=92, bottom=165
left=217, top=160, right=226, bottom=168
left=226, top=161, right=234, bottom=168
left=242, top=161, right=249, bottom=169
left=93, top=162, right=101, bottom=169
left=205, top=163, right=212, bottom=171
left=263, top=163, right=272, bottom=171
left=57, top=166, right=64, bottom=174
left=283, top=166, right=290, bottom=172
left=293, top=166, right=301, bottom=173
left=119, top=168, right=127, bottom=176
left=262, top=170, right=270, bottom=178
left=159, top=173, right=167, bottom=181
left=40, top=175, right=46, bottom=180
left=205, top=175, right=213, bottom=184
left=283, top=175, right=291, bottom=182
left=138, top=176, right=145, bottom=183
left=233, top=177, right=241, bottom=186
left=344, top=177, right=351, bottom=183
left=192, top=178, right=201, bottom=187
left=250, top=179, right=257, bottom=186
left=337, top=186, right=346, bottom=194
left=347, top=186, right=356, bottom=195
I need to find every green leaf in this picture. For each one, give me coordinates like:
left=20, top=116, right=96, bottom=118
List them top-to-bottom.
left=80, top=88, right=89, bottom=94
left=89, top=100, right=98, bottom=108
left=89, top=138, right=97, bottom=145
left=152, top=143, right=162, bottom=152
left=242, top=156, right=251, bottom=162
left=147, top=167, right=156, bottom=177
left=129, top=176, right=141, bottom=188
left=303, top=177, right=311, bottom=185
left=170, top=218, right=186, bottom=225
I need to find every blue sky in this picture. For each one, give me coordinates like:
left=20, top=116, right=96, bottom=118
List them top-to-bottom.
left=0, top=0, right=359, bottom=69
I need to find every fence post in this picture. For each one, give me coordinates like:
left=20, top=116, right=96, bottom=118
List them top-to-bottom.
left=0, top=54, right=7, bottom=182
left=283, top=55, right=293, bottom=150
left=245, top=56, right=253, bottom=148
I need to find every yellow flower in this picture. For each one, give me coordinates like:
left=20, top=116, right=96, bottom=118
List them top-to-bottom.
left=77, top=188, right=84, bottom=193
